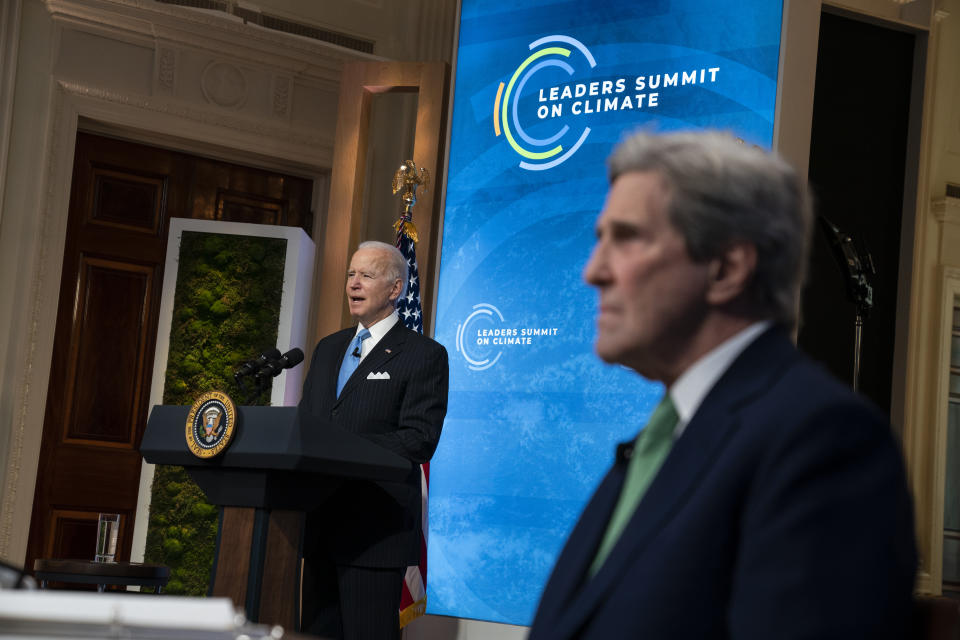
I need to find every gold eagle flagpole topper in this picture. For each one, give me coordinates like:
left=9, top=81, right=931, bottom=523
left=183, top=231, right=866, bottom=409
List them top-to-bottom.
left=392, top=159, right=429, bottom=243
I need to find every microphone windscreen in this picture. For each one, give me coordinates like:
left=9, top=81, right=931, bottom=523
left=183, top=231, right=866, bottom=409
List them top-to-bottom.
left=235, top=347, right=283, bottom=378
left=284, top=348, right=305, bottom=368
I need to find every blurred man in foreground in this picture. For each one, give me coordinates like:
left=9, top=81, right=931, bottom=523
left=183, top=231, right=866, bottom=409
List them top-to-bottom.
left=529, top=130, right=916, bottom=639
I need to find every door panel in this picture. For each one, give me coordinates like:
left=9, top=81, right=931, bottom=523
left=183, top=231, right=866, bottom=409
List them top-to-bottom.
left=88, top=165, right=165, bottom=234
left=216, top=190, right=284, bottom=225
left=65, top=257, right=153, bottom=446
left=46, top=510, right=102, bottom=560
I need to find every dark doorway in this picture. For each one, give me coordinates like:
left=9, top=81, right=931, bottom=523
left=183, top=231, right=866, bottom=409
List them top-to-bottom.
left=798, top=11, right=916, bottom=415
left=25, top=132, right=314, bottom=573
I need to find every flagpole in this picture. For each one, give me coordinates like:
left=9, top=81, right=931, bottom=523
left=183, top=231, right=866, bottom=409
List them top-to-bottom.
left=392, top=159, right=431, bottom=627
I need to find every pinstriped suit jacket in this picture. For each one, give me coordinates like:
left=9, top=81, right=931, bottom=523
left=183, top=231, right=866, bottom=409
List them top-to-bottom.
left=298, top=321, right=448, bottom=567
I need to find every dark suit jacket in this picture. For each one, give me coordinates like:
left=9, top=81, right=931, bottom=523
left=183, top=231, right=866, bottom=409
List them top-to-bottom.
left=298, top=320, right=448, bottom=568
left=529, top=327, right=916, bottom=639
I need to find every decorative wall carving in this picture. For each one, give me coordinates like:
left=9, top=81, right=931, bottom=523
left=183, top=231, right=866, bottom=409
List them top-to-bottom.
left=45, top=0, right=365, bottom=85
left=157, top=47, right=175, bottom=95
left=200, top=61, right=247, bottom=109
left=0, top=66, right=73, bottom=559
left=273, top=75, right=290, bottom=119
left=57, top=81, right=330, bottom=151
left=933, top=196, right=960, bottom=223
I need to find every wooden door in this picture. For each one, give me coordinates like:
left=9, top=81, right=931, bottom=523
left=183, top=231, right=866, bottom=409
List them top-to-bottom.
left=25, top=132, right=313, bottom=572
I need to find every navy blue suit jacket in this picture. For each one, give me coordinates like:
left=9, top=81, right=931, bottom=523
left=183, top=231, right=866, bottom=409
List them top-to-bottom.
left=298, top=321, right=448, bottom=568
left=529, top=327, right=916, bottom=639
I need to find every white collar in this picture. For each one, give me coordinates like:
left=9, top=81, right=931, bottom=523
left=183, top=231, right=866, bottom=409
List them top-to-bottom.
left=356, top=311, right=400, bottom=360
left=669, top=321, right=771, bottom=436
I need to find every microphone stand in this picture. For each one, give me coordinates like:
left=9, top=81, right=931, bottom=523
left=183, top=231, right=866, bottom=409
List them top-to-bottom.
left=818, top=216, right=875, bottom=391
left=852, top=312, right=864, bottom=392
left=234, top=348, right=303, bottom=405
left=234, top=349, right=280, bottom=406
left=234, top=368, right=272, bottom=406
left=247, top=375, right=270, bottom=406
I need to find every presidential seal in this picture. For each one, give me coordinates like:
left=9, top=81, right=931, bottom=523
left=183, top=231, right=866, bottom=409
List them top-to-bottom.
left=185, top=391, right=237, bottom=459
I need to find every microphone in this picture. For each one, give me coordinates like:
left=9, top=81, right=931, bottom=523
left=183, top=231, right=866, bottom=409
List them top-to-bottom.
left=818, top=215, right=875, bottom=313
left=352, top=346, right=361, bottom=358
left=234, top=348, right=282, bottom=379
left=256, top=348, right=305, bottom=379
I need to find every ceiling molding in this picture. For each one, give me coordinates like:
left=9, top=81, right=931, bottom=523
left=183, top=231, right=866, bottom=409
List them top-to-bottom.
left=44, top=0, right=382, bottom=84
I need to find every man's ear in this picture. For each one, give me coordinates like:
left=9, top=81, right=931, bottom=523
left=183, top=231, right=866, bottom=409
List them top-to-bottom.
left=706, top=242, right=757, bottom=305
left=391, top=278, right=404, bottom=301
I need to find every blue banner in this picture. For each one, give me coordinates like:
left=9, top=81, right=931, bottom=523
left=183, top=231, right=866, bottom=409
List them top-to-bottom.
left=429, top=0, right=784, bottom=625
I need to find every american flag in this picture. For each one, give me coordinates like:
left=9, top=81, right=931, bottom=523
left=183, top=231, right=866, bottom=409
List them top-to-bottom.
left=396, top=217, right=428, bottom=628
left=396, top=227, right=423, bottom=335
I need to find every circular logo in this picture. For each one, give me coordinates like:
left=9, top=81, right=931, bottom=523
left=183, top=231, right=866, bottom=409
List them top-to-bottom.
left=494, top=35, right=596, bottom=171
left=456, top=303, right=506, bottom=371
left=185, top=391, right=237, bottom=459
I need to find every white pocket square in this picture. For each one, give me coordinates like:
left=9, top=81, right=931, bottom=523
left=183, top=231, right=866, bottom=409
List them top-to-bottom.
left=367, top=371, right=390, bottom=380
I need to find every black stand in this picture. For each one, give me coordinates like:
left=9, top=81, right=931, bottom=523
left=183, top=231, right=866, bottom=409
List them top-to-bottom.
left=819, top=216, right=875, bottom=391
left=141, top=405, right=410, bottom=629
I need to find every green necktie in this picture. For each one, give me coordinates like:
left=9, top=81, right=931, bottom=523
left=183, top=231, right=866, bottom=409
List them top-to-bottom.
left=589, top=394, right=679, bottom=577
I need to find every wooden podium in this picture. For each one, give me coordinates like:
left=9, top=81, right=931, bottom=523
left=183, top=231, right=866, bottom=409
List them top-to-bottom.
left=140, top=405, right=411, bottom=630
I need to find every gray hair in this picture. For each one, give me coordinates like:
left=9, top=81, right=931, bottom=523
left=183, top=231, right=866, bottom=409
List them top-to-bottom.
left=608, top=130, right=812, bottom=329
left=358, top=240, right=408, bottom=304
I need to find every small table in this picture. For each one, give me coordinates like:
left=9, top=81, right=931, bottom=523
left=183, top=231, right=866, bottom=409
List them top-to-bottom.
left=33, top=559, right=170, bottom=593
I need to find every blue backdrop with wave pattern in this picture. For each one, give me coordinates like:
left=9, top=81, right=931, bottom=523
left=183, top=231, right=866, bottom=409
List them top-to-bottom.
left=428, top=0, right=785, bottom=625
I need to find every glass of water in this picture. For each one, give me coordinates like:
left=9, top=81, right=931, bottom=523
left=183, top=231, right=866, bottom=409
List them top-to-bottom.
left=94, top=513, right=121, bottom=563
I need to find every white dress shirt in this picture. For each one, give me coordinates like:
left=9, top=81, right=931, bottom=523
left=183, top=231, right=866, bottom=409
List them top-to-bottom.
left=355, top=310, right=400, bottom=362
left=669, top=321, right=771, bottom=438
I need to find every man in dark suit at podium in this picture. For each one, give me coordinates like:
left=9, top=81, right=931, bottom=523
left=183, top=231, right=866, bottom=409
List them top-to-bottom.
left=529, top=131, right=916, bottom=639
left=298, top=240, right=448, bottom=640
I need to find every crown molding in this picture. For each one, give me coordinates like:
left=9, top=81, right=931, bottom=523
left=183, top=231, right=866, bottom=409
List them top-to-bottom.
left=44, top=0, right=381, bottom=84
left=57, top=80, right=333, bottom=159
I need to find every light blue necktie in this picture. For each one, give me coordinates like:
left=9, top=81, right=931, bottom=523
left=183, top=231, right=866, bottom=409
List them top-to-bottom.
left=336, top=328, right=371, bottom=397
left=589, top=394, right=679, bottom=576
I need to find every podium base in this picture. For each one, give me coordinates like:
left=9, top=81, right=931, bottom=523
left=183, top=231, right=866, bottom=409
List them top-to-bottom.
left=210, top=507, right=303, bottom=630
